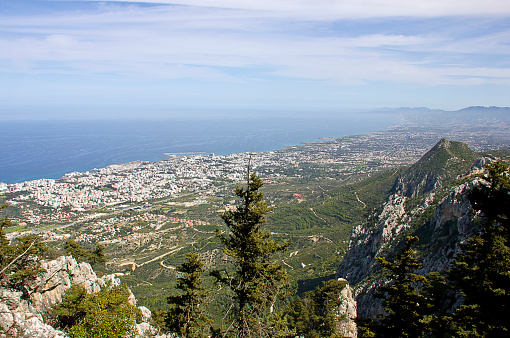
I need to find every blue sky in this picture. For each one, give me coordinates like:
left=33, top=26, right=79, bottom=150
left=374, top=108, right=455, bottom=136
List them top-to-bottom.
left=1, top=0, right=510, bottom=119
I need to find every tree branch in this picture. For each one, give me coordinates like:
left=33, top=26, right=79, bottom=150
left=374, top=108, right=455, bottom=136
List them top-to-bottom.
left=0, top=238, right=37, bottom=276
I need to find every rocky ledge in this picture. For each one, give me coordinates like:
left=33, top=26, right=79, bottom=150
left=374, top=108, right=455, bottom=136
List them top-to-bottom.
left=0, top=255, right=167, bottom=338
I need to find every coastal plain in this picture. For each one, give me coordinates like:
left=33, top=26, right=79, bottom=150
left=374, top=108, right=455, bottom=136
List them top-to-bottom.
left=1, top=107, right=509, bottom=310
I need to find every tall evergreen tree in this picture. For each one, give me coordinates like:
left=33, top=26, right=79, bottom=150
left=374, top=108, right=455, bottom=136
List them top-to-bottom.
left=448, top=161, right=510, bottom=337
left=212, top=171, right=290, bottom=338
left=359, top=236, right=427, bottom=337
left=166, top=252, right=210, bottom=338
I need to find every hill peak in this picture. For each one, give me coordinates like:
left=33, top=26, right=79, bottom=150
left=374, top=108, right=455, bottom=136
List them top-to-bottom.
left=432, top=138, right=450, bottom=149
left=393, top=139, right=479, bottom=198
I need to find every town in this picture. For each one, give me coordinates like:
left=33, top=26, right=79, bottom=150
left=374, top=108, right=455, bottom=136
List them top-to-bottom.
left=1, top=120, right=508, bottom=231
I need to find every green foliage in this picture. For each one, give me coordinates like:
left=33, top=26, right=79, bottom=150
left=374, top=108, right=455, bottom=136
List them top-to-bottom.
left=395, top=139, right=479, bottom=197
left=447, top=161, right=510, bottom=337
left=362, top=162, right=510, bottom=337
left=269, top=169, right=400, bottom=233
left=213, top=173, right=290, bottom=337
left=0, top=203, right=47, bottom=289
left=360, top=237, right=427, bottom=337
left=64, top=239, right=106, bottom=266
left=166, top=252, right=210, bottom=338
left=419, top=271, right=456, bottom=336
left=287, top=279, right=349, bottom=338
left=52, top=282, right=141, bottom=338
left=52, top=285, right=89, bottom=329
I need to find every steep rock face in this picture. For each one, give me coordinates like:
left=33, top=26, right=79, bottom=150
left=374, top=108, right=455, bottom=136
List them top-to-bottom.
left=336, top=140, right=486, bottom=318
left=340, top=179, right=480, bottom=318
left=417, top=180, right=480, bottom=274
left=338, top=194, right=408, bottom=286
left=0, top=256, right=166, bottom=338
left=335, top=279, right=358, bottom=338
left=0, top=286, right=65, bottom=338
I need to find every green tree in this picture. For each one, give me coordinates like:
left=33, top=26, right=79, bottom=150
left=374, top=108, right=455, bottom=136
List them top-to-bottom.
left=447, top=161, right=510, bottom=337
left=212, top=172, right=290, bottom=337
left=0, top=203, right=47, bottom=289
left=359, top=236, right=427, bottom=337
left=64, top=239, right=106, bottom=266
left=166, top=252, right=210, bottom=338
left=419, top=271, right=456, bottom=336
left=287, top=279, right=349, bottom=338
left=52, top=282, right=141, bottom=338
left=51, top=284, right=89, bottom=329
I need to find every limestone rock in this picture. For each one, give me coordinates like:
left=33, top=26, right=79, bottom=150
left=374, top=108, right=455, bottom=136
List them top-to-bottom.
left=337, top=153, right=485, bottom=318
left=0, top=256, right=160, bottom=338
left=335, top=279, right=357, bottom=338
left=0, top=295, right=66, bottom=338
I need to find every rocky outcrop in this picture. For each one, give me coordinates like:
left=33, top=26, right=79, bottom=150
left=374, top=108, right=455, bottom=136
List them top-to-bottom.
left=336, top=140, right=488, bottom=318
left=338, top=178, right=482, bottom=318
left=0, top=256, right=167, bottom=338
left=27, top=256, right=129, bottom=314
left=335, top=278, right=357, bottom=338
left=0, top=286, right=65, bottom=338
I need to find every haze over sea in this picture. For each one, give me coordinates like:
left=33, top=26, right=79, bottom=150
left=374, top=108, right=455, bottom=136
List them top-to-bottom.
left=0, top=112, right=398, bottom=184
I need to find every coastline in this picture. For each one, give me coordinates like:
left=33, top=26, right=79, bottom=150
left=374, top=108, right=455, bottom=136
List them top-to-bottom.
left=0, top=116, right=400, bottom=185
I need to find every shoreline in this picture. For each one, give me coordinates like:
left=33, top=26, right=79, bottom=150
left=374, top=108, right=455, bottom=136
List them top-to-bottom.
left=0, top=117, right=402, bottom=185
left=0, top=127, right=391, bottom=186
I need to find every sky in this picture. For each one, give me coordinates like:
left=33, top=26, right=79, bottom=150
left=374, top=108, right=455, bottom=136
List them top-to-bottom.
left=1, top=0, right=510, bottom=119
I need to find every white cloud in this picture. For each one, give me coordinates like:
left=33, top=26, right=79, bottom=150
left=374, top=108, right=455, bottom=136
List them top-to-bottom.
left=0, top=0, right=509, bottom=103
left=80, top=0, right=510, bottom=18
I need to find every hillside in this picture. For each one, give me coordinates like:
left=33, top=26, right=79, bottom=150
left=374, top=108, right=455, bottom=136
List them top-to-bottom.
left=392, top=138, right=479, bottom=197
left=336, top=139, right=510, bottom=317
left=266, top=167, right=403, bottom=291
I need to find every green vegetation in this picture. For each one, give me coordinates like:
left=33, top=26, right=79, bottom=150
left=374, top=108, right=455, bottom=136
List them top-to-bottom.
left=396, top=138, right=480, bottom=197
left=5, top=139, right=510, bottom=337
left=359, top=161, right=510, bottom=337
left=447, top=161, right=510, bottom=336
left=212, top=173, right=290, bottom=337
left=0, top=203, right=48, bottom=289
left=359, top=237, right=426, bottom=337
left=65, top=239, right=106, bottom=266
left=165, top=252, right=210, bottom=338
left=286, top=279, right=349, bottom=338
left=51, top=283, right=142, bottom=338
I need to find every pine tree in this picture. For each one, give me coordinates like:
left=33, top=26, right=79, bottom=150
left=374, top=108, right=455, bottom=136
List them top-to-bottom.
left=448, top=161, right=510, bottom=337
left=212, top=171, right=290, bottom=338
left=360, top=236, right=427, bottom=337
left=166, top=252, right=210, bottom=338
left=419, top=271, right=456, bottom=337
left=287, top=279, right=350, bottom=338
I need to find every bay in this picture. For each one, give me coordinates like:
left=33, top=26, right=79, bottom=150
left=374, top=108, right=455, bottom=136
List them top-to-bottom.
left=0, top=112, right=398, bottom=184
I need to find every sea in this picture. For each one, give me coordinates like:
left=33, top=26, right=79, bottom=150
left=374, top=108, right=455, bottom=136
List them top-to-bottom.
left=0, top=112, right=399, bottom=184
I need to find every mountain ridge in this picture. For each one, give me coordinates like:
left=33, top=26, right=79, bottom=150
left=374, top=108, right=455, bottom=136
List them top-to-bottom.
left=336, top=138, right=496, bottom=317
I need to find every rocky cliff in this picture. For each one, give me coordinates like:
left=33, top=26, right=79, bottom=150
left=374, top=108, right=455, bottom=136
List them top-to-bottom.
left=336, top=139, right=489, bottom=318
left=0, top=255, right=166, bottom=338
left=335, top=278, right=358, bottom=338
